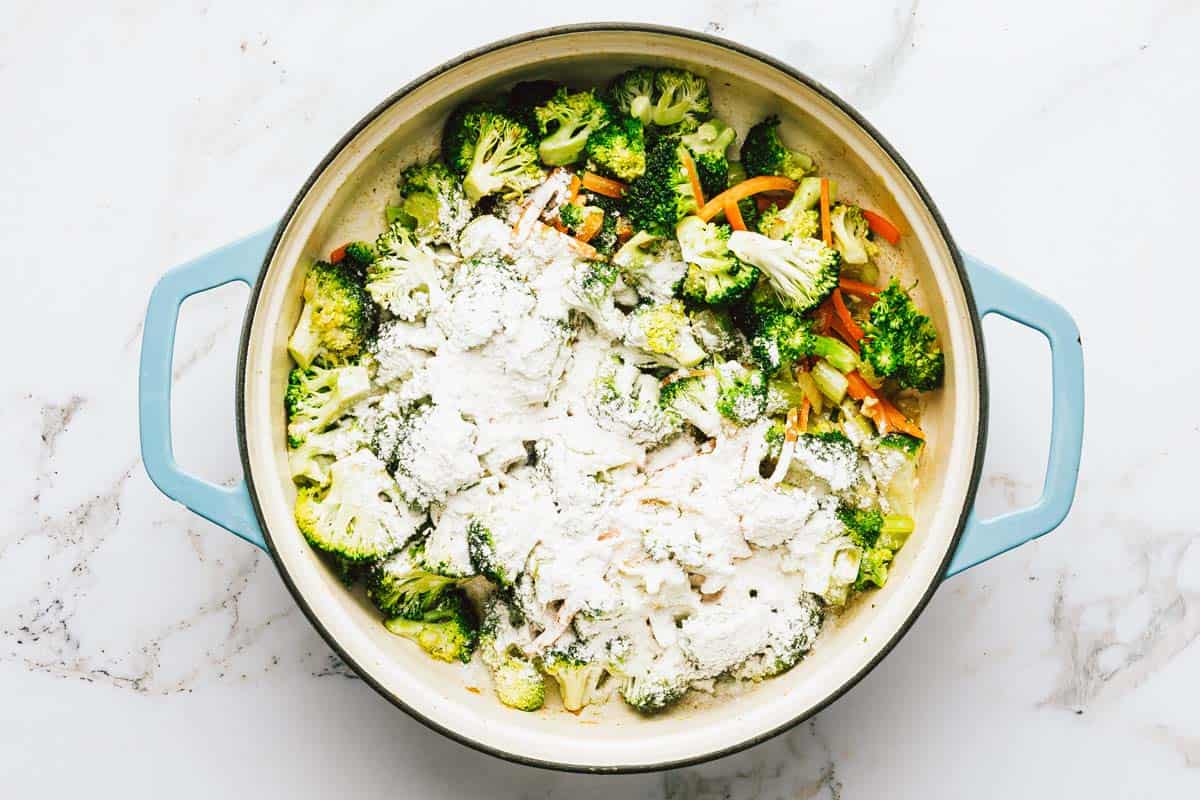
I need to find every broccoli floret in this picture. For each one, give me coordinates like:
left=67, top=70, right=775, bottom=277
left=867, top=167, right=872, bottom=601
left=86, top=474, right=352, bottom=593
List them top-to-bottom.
left=608, top=67, right=657, bottom=125
left=651, top=68, right=711, bottom=128
left=506, top=79, right=560, bottom=132
left=533, top=87, right=610, bottom=167
left=443, top=104, right=544, bottom=203
left=741, top=115, right=815, bottom=180
left=585, top=116, right=647, bottom=181
left=681, top=119, right=736, bottom=198
left=625, top=138, right=698, bottom=236
left=396, top=160, right=473, bottom=246
left=758, top=176, right=824, bottom=240
left=829, top=204, right=879, bottom=265
left=676, top=216, right=759, bottom=305
left=366, top=222, right=444, bottom=321
left=612, top=231, right=687, bottom=303
left=727, top=231, right=840, bottom=313
left=339, top=241, right=376, bottom=272
left=563, top=259, right=626, bottom=338
left=287, top=261, right=376, bottom=369
left=859, top=279, right=945, bottom=391
left=624, top=299, right=707, bottom=368
left=688, top=307, right=747, bottom=360
left=750, top=309, right=859, bottom=374
left=588, top=351, right=682, bottom=446
left=715, top=361, right=768, bottom=425
left=284, top=363, right=371, bottom=447
left=765, top=371, right=809, bottom=416
left=660, top=372, right=722, bottom=438
left=384, top=403, right=483, bottom=509
left=288, top=419, right=364, bottom=486
left=787, top=431, right=865, bottom=493
left=879, top=432, right=924, bottom=455
left=294, top=450, right=420, bottom=562
left=837, top=501, right=913, bottom=590
left=466, top=519, right=509, bottom=587
left=368, top=539, right=459, bottom=619
left=855, top=546, right=892, bottom=590
left=384, top=590, right=478, bottom=663
left=732, top=595, right=823, bottom=681
left=479, top=600, right=546, bottom=711
left=540, top=644, right=609, bottom=712
left=618, top=656, right=690, bottom=715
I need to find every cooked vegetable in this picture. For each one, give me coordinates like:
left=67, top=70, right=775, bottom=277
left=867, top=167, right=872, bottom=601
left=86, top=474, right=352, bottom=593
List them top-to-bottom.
left=651, top=68, right=711, bottom=127
left=534, top=87, right=610, bottom=166
left=443, top=104, right=544, bottom=202
left=741, top=115, right=815, bottom=180
left=585, top=116, right=647, bottom=181
left=625, top=139, right=699, bottom=235
left=676, top=216, right=759, bottom=305
left=727, top=231, right=841, bottom=313
left=287, top=260, right=376, bottom=369
left=859, top=280, right=945, bottom=391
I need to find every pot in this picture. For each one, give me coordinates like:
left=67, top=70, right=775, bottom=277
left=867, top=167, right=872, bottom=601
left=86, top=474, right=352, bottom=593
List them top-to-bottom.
left=137, top=24, right=1084, bottom=773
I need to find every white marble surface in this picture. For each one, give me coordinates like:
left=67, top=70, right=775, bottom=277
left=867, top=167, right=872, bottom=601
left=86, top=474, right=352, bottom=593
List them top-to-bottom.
left=3, top=0, right=1197, bottom=795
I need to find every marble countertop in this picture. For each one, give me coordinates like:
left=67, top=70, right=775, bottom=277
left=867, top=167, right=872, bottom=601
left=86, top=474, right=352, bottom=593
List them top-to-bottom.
left=4, top=1, right=1197, bottom=796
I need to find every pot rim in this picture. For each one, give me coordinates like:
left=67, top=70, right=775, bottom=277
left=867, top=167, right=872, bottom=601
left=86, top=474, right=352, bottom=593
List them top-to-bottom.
left=235, top=22, right=988, bottom=774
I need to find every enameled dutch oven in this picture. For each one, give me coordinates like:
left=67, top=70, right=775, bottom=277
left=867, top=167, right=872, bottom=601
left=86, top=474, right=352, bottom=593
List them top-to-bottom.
left=138, top=24, right=1085, bottom=773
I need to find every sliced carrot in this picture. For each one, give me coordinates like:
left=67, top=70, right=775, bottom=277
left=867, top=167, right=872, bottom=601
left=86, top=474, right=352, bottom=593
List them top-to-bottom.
left=678, top=147, right=705, bottom=209
left=581, top=171, right=627, bottom=198
left=567, top=174, right=581, bottom=204
left=697, top=176, right=798, bottom=222
left=819, top=177, right=832, bottom=247
left=724, top=195, right=747, bottom=231
left=575, top=209, right=604, bottom=244
left=862, top=209, right=901, bottom=245
left=615, top=216, right=634, bottom=243
left=329, top=244, right=347, bottom=264
left=838, top=277, right=880, bottom=299
left=830, top=288, right=865, bottom=343
left=829, top=314, right=861, bottom=354
left=845, top=371, right=925, bottom=439
left=798, top=396, right=811, bottom=434
left=785, top=406, right=801, bottom=442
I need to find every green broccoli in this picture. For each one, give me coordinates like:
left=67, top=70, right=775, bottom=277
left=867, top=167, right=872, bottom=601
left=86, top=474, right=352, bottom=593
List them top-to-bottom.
left=607, top=67, right=657, bottom=125
left=651, top=68, right=711, bottom=127
left=506, top=79, right=560, bottom=132
left=533, top=87, right=610, bottom=166
left=443, top=104, right=544, bottom=202
left=741, top=115, right=815, bottom=180
left=585, top=116, right=647, bottom=181
left=681, top=119, right=736, bottom=198
left=625, top=138, right=699, bottom=236
left=396, top=160, right=473, bottom=246
left=757, top=176, right=824, bottom=240
left=829, top=204, right=879, bottom=265
left=676, top=216, right=759, bottom=305
left=366, top=222, right=443, bottom=321
left=612, top=231, right=687, bottom=303
left=727, top=231, right=840, bottom=313
left=339, top=241, right=376, bottom=272
left=562, top=259, right=625, bottom=337
left=287, top=260, right=376, bottom=369
left=859, top=279, right=945, bottom=391
left=624, top=299, right=707, bottom=368
left=688, top=307, right=746, bottom=360
left=750, top=309, right=858, bottom=374
left=588, top=351, right=682, bottom=446
left=715, top=360, right=768, bottom=425
left=284, top=363, right=370, bottom=447
left=660, top=372, right=722, bottom=438
left=287, top=419, right=363, bottom=486
left=294, top=450, right=419, bottom=563
left=837, top=504, right=914, bottom=551
left=466, top=519, right=510, bottom=588
left=368, top=539, right=459, bottom=619
left=854, top=546, right=892, bottom=590
left=384, top=590, right=478, bottom=663
left=732, top=595, right=823, bottom=681
left=479, top=600, right=545, bottom=711
left=540, top=643, right=609, bottom=712
left=618, top=658, right=690, bottom=714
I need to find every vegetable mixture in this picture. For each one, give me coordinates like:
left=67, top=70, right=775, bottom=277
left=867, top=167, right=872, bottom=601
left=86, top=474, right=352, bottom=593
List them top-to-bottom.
left=284, top=66, right=946, bottom=715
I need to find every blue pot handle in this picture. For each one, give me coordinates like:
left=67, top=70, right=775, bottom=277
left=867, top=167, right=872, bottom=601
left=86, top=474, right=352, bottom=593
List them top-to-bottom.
left=138, top=226, right=277, bottom=551
left=945, top=253, right=1084, bottom=577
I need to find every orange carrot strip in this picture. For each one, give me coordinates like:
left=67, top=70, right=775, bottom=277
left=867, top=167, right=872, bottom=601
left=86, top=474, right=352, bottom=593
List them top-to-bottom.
left=678, top=147, right=705, bottom=209
left=581, top=171, right=627, bottom=198
left=567, top=174, right=581, bottom=204
left=697, top=176, right=798, bottom=222
left=819, top=178, right=832, bottom=247
left=724, top=195, right=747, bottom=231
left=575, top=209, right=604, bottom=244
left=862, top=209, right=901, bottom=245
left=535, top=221, right=598, bottom=260
left=329, top=244, right=347, bottom=264
left=838, top=277, right=880, bottom=299
left=830, top=288, right=865, bottom=343
left=829, top=314, right=861, bottom=354
left=845, top=371, right=925, bottom=439
left=798, top=396, right=811, bottom=433
left=785, top=407, right=801, bottom=442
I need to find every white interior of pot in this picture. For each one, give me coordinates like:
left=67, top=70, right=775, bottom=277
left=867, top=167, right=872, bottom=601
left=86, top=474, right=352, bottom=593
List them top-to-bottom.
left=240, top=30, right=981, bottom=770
